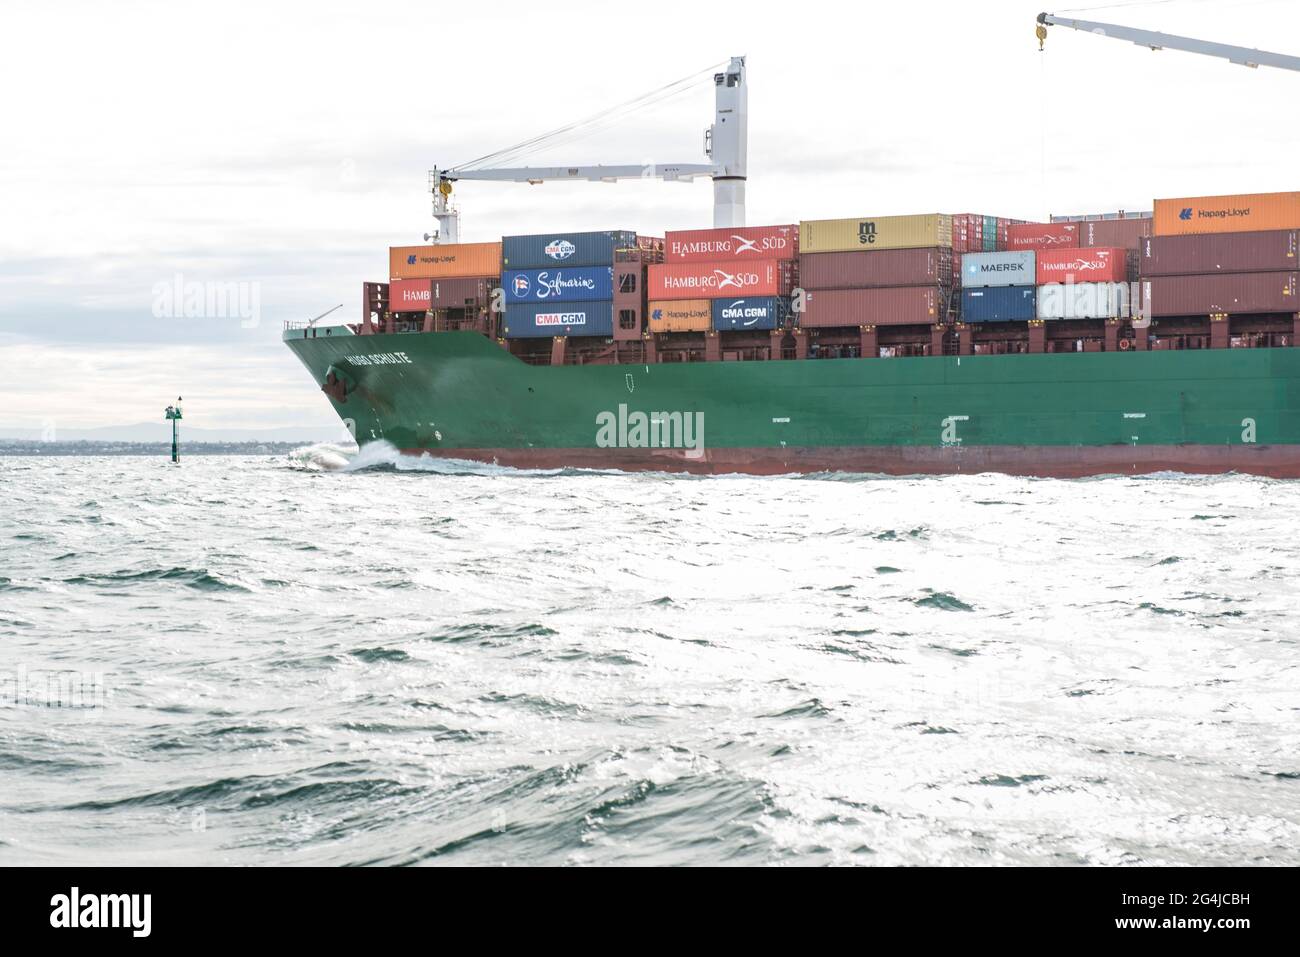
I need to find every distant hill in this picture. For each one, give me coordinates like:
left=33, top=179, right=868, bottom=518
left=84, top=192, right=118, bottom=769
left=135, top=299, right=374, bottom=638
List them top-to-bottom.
left=0, top=422, right=354, bottom=443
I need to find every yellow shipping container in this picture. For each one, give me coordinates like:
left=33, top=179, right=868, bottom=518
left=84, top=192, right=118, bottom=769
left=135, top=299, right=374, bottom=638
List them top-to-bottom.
left=1153, top=191, right=1300, bottom=236
left=799, top=214, right=953, bottom=253
left=390, top=242, right=502, bottom=280
left=648, top=299, right=711, bottom=333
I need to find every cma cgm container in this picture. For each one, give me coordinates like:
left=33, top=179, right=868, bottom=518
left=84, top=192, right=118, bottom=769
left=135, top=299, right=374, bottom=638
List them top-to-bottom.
left=1154, top=191, right=1300, bottom=237
left=800, top=214, right=953, bottom=253
left=1006, top=222, right=1080, bottom=251
left=664, top=225, right=797, bottom=263
left=501, top=230, right=637, bottom=269
left=1140, top=230, right=1300, bottom=276
left=390, top=242, right=502, bottom=280
left=1036, top=247, right=1126, bottom=285
left=800, top=248, right=951, bottom=290
left=961, top=251, right=1034, bottom=288
left=648, top=259, right=792, bottom=301
left=503, top=266, right=613, bottom=304
left=1142, top=273, right=1299, bottom=316
left=390, top=277, right=495, bottom=311
left=1037, top=282, right=1129, bottom=320
left=962, top=286, right=1036, bottom=322
left=801, top=287, right=942, bottom=327
left=711, top=296, right=786, bottom=332
left=648, top=299, right=711, bottom=333
left=503, top=300, right=614, bottom=338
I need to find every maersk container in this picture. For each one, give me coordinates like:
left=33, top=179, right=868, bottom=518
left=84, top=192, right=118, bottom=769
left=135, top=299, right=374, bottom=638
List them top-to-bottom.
left=1140, top=230, right=1299, bottom=276
left=501, top=231, right=637, bottom=270
left=800, top=248, right=950, bottom=290
left=961, top=251, right=1035, bottom=288
left=503, top=266, right=613, bottom=304
left=1142, top=272, right=1299, bottom=316
left=1036, top=282, right=1130, bottom=320
left=961, top=286, right=1035, bottom=323
left=711, top=296, right=786, bottom=331
left=503, top=300, right=613, bottom=338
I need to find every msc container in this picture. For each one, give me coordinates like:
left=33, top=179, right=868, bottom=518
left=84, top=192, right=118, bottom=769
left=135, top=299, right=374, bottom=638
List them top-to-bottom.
left=1153, top=191, right=1300, bottom=236
left=799, top=214, right=953, bottom=253
left=1079, top=218, right=1152, bottom=250
left=1006, top=222, right=1080, bottom=250
left=663, top=224, right=797, bottom=263
left=501, top=230, right=638, bottom=269
left=1140, top=230, right=1300, bottom=276
left=390, top=242, right=502, bottom=280
left=1036, top=247, right=1126, bottom=285
left=799, top=248, right=950, bottom=289
left=961, top=251, right=1035, bottom=288
left=648, top=259, right=792, bottom=301
left=503, top=266, right=613, bottom=304
left=1142, top=272, right=1299, bottom=316
left=1036, top=282, right=1130, bottom=320
left=961, top=286, right=1036, bottom=323
left=800, top=287, right=943, bottom=327
left=711, top=296, right=787, bottom=332
left=647, top=299, right=711, bottom=333
left=502, top=300, right=614, bottom=338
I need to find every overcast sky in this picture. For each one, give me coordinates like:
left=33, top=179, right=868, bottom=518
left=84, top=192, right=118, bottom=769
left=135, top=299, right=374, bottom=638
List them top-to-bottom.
left=3, top=0, right=1296, bottom=435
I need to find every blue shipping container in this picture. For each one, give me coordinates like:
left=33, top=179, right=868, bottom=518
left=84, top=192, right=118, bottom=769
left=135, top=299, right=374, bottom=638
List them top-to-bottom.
left=501, top=231, right=638, bottom=270
left=504, top=266, right=613, bottom=304
left=961, top=286, right=1036, bottom=323
left=711, top=296, right=787, bottom=332
left=503, top=300, right=614, bottom=339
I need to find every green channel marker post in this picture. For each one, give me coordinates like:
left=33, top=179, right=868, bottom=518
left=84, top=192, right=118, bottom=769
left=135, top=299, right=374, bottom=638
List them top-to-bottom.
left=164, top=398, right=183, bottom=464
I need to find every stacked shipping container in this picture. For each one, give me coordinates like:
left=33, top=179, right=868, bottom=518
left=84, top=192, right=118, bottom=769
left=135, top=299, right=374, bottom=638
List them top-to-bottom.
left=1142, top=224, right=1300, bottom=317
left=500, top=231, right=636, bottom=338
left=387, top=242, right=502, bottom=332
left=960, top=251, right=1036, bottom=322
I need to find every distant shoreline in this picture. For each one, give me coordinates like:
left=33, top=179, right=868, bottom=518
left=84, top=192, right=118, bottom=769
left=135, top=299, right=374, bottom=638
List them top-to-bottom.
left=0, top=440, right=350, bottom=456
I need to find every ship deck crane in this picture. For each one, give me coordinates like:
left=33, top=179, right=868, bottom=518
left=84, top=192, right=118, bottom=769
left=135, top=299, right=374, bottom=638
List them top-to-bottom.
left=1036, top=12, right=1300, bottom=71
left=427, top=56, right=747, bottom=244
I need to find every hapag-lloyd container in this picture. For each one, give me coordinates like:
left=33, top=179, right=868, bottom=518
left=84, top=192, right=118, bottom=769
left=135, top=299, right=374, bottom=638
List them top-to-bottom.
left=1153, top=191, right=1300, bottom=237
left=799, top=214, right=953, bottom=253
left=1006, top=222, right=1080, bottom=250
left=664, top=225, right=797, bottom=263
left=1140, top=230, right=1300, bottom=276
left=501, top=231, right=637, bottom=269
left=390, top=242, right=502, bottom=280
left=1036, top=247, right=1126, bottom=285
left=800, top=248, right=951, bottom=289
left=961, top=251, right=1035, bottom=288
left=648, top=259, right=792, bottom=301
left=503, top=266, right=613, bottom=304
left=1142, top=273, right=1299, bottom=316
left=389, top=277, right=495, bottom=311
left=1037, top=282, right=1130, bottom=320
left=961, top=286, right=1036, bottom=322
left=801, top=287, right=942, bottom=327
left=711, top=296, right=787, bottom=332
left=647, top=299, right=711, bottom=333
left=503, top=300, right=614, bottom=338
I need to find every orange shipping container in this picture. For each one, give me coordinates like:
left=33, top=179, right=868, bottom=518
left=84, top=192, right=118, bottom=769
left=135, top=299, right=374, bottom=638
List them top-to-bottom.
left=1153, top=192, right=1300, bottom=237
left=390, top=242, right=502, bottom=280
left=647, top=299, right=711, bottom=333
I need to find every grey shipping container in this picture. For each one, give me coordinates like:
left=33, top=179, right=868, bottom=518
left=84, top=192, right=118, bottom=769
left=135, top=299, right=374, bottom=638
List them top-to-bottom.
left=501, top=230, right=638, bottom=270
left=1140, top=230, right=1300, bottom=277
left=799, top=248, right=950, bottom=290
left=961, top=251, right=1035, bottom=288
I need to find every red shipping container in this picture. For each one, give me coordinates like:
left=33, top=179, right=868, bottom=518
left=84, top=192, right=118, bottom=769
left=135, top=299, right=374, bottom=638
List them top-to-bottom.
left=1080, top=219, right=1152, bottom=250
left=1007, top=222, right=1081, bottom=250
left=663, top=224, right=797, bottom=263
left=1140, top=230, right=1300, bottom=276
left=1036, top=247, right=1127, bottom=285
left=800, top=248, right=951, bottom=290
left=648, top=259, right=791, bottom=300
left=1143, top=272, right=1298, bottom=316
left=390, top=277, right=494, bottom=311
left=800, top=287, right=943, bottom=327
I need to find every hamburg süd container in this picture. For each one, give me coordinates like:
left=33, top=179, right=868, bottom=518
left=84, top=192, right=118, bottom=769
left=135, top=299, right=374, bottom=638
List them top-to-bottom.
left=1153, top=191, right=1300, bottom=237
left=799, top=214, right=953, bottom=254
left=1006, top=222, right=1080, bottom=250
left=663, top=225, right=797, bottom=263
left=1140, top=230, right=1300, bottom=277
left=501, top=231, right=638, bottom=270
left=390, top=242, right=502, bottom=280
left=1035, top=247, right=1126, bottom=285
left=799, top=248, right=951, bottom=290
left=961, top=251, right=1035, bottom=288
left=648, top=259, right=792, bottom=301
left=503, top=266, right=613, bottom=304
left=1142, top=272, right=1299, bottom=316
left=389, top=277, right=495, bottom=311
left=1036, top=282, right=1130, bottom=320
left=961, top=286, right=1036, bottom=323
left=800, top=287, right=943, bottom=327
left=711, top=296, right=786, bottom=332
left=647, top=299, right=711, bottom=333
left=503, top=300, right=614, bottom=338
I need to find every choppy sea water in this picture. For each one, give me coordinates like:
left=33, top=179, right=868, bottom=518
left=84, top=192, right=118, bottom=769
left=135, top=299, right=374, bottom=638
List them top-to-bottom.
left=1, top=446, right=1297, bottom=866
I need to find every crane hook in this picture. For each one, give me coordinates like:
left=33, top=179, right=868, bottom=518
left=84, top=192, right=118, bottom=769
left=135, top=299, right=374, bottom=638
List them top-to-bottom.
left=1036, top=23, right=1047, bottom=51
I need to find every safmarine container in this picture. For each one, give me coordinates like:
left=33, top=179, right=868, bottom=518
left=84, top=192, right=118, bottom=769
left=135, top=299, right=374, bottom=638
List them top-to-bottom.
left=1153, top=191, right=1300, bottom=236
left=799, top=214, right=953, bottom=253
left=1006, top=222, right=1080, bottom=250
left=664, top=225, right=797, bottom=263
left=1140, top=230, right=1300, bottom=276
left=501, top=231, right=637, bottom=269
left=390, top=242, right=502, bottom=280
left=1036, top=247, right=1126, bottom=285
left=800, top=248, right=950, bottom=289
left=961, top=251, right=1035, bottom=288
left=648, top=259, right=791, bottom=300
left=503, top=266, right=613, bottom=304
left=1142, top=273, right=1299, bottom=316
left=389, top=277, right=495, bottom=311
left=1036, top=282, right=1130, bottom=320
left=961, top=286, right=1036, bottom=322
left=801, top=287, right=942, bottom=327
left=711, top=296, right=786, bottom=331
left=647, top=299, right=711, bottom=333
left=503, top=301, right=614, bottom=338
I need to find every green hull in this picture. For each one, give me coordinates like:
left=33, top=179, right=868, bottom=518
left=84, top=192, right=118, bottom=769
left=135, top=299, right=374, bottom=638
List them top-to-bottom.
left=284, top=328, right=1300, bottom=476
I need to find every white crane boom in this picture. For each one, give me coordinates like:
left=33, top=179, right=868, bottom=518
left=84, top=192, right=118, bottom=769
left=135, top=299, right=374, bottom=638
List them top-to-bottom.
left=1036, top=12, right=1300, bottom=72
left=428, top=56, right=747, bottom=244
